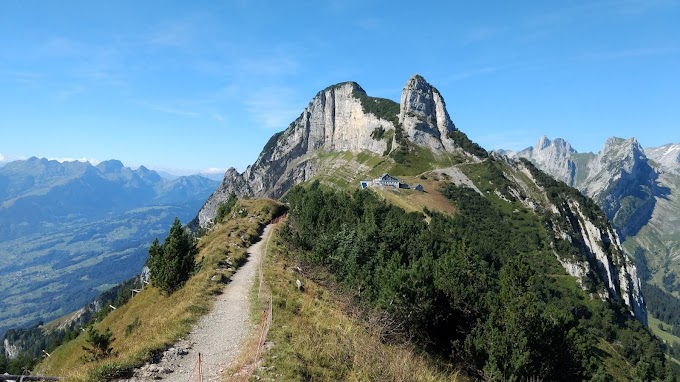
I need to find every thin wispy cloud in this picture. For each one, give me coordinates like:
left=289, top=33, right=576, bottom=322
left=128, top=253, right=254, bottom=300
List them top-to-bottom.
left=525, top=0, right=678, bottom=33
left=601, top=0, right=678, bottom=17
left=145, top=20, right=198, bottom=49
left=462, top=27, right=498, bottom=45
left=42, top=37, right=88, bottom=58
left=579, top=46, right=679, bottom=62
left=237, top=49, right=301, bottom=77
left=82, top=70, right=126, bottom=88
left=0, top=71, right=45, bottom=86
left=57, top=85, right=85, bottom=101
left=244, top=86, right=304, bottom=129
left=137, top=101, right=201, bottom=118
left=474, top=130, right=538, bottom=152
left=202, top=167, right=228, bottom=174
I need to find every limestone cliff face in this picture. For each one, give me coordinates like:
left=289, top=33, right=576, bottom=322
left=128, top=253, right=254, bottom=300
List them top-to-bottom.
left=196, top=75, right=473, bottom=228
left=399, top=75, right=457, bottom=153
left=196, top=81, right=399, bottom=227
left=515, top=136, right=658, bottom=240
left=516, top=136, right=579, bottom=185
left=588, top=138, right=658, bottom=239
left=645, top=143, right=680, bottom=174
left=514, top=159, right=647, bottom=324
left=196, top=168, right=251, bottom=229
left=564, top=198, right=647, bottom=324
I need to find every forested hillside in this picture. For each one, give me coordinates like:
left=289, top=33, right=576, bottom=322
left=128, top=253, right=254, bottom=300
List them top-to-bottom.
left=279, top=180, right=673, bottom=381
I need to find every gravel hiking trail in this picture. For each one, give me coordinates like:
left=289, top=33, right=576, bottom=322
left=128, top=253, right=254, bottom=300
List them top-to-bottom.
left=122, top=224, right=273, bottom=382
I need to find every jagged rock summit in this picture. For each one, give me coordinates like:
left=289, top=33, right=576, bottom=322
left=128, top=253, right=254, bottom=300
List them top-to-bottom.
left=399, top=74, right=457, bottom=153
left=196, top=75, right=478, bottom=228
left=516, top=135, right=577, bottom=184
left=513, top=136, right=680, bottom=313
left=515, top=136, right=660, bottom=240
left=646, top=143, right=680, bottom=174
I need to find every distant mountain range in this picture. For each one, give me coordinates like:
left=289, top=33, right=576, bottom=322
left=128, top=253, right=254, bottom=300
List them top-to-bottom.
left=510, top=136, right=680, bottom=296
left=0, top=158, right=218, bottom=336
left=157, top=170, right=225, bottom=182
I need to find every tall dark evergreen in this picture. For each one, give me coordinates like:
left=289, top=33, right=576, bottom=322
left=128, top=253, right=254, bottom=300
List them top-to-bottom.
left=148, top=217, right=196, bottom=294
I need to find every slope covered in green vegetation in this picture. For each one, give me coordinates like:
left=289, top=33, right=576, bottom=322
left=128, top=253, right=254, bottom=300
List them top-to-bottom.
left=274, top=166, right=675, bottom=380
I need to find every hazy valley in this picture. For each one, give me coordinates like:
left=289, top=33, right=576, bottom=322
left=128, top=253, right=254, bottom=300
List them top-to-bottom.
left=0, top=158, right=218, bottom=336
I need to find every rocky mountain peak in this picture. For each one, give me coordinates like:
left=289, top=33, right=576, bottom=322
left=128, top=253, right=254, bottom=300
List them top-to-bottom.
left=399, top=74, right=457, bottom=153
left=195, top=75, right=485, bottom=228
left=516, top=135, right=661, bottom=241
left=516, top=136, right=578, bottom=186
left=592, top=137, right=647, bottom=182
left=646, top=143, right=680, bottom=174
left=96, top=159, right=125, bottom=173
left=135, top=165, right=162, bottom=182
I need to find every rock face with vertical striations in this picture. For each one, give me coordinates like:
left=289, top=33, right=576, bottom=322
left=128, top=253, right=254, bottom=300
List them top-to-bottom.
left=399, top=74, right=458, bottom=153
left=195, top=75, right=481, bottom=228
left=512, top=135, right=680, bottom=325
left=516, top=136, right=659, bottom=240
left=516, top=136, right=578, bottom=185
left=491, top=156, right=648, bottom=324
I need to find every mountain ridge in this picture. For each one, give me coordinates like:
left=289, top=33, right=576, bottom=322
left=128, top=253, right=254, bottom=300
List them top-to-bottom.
left=195, top=74, right=483, bottom=228
left=194, top=75, right=646, bottom=326
left=510, top=135, right=680, bottom=329
left=514, top=135, right=668, bottom=240
left=0, top=157, right=218, bottom=240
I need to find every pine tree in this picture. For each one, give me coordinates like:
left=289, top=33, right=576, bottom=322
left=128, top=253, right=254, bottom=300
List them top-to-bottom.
left=148, top=217, right=196, bottom=294
left=81, top=327, right=114, bottom=362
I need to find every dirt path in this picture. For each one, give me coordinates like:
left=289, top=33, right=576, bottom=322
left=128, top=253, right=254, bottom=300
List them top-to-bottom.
left=124, top=224, right=273, bottom=382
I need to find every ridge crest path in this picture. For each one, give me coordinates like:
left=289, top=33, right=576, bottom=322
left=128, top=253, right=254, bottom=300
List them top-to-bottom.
left=121, top=223, right=273, bottom=382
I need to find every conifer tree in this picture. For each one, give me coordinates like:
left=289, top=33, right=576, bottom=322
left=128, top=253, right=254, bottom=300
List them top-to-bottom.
left=148, top=217, right=196, bottom=294
left=81, top=327, right=114, bottom=362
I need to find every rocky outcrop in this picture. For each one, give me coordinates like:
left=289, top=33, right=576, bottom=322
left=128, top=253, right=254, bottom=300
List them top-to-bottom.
left=196, top=75, right=477, bottom=228
left=399, top=75, right=457, bottom=153
left=196, top=82, right=397, bottom=227
left=514, top=136, right=659, bottom=240
left=516, top=136, right=579, bottom=186
left=589, top=138, right=658, bottom=239
left=646, top=143, right=680, bottom=174
left=516, top=159, right=647, bottom=324
left=196, top=168, right=251, bottom=229
left=567, top=199, right=647, bottom=323
left=3, top=338, right=18, bottom=359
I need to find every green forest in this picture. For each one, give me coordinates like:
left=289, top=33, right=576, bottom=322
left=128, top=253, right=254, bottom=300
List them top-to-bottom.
left=281, top=181, right=675, bottom=381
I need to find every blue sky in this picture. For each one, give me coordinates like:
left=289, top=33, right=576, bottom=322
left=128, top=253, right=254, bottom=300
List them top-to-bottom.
left=1, top=1, right=678, bottom=174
